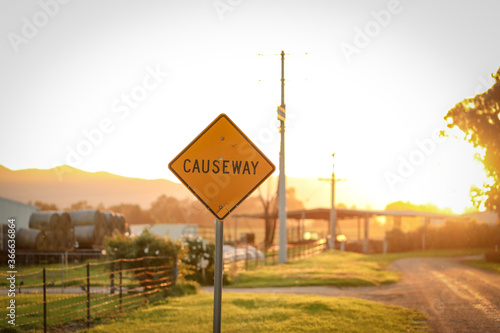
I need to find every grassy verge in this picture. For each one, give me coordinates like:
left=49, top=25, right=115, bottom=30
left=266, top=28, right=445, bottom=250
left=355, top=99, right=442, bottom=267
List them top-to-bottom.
left=230, top=248, right=488, bottom=288
left=365, top=248, right=487, bottom=266
left=231, top=250, right=399, bottom=288
left=462, top=258, right=500, bottom=274
left=0, top=260, right=139, bottom=289
left=0, top=279, right=198, bottom=332
left=0, top=292, right=145, bottom=332
left=84, top=292, right=427, bottom=333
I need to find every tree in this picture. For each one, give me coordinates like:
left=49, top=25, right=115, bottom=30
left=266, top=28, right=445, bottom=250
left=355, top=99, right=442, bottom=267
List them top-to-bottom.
left=444, top=68, right=500, bottom=214
left=232, top=184, right=307, bottom=249
left=257, top=184, right=278, bottom=250
left=256, top=186, right=305, bottom=249
left=149, top=195, right=187, bottom=223
left=68, top=200, right=93, bottom=210
left=185, top=200, right=214, bottom=227
left=29, top=201, right=58, bottom=211
left=385, top=201, right=453, bottom=214
left=109, top=203, right=155, bottom=225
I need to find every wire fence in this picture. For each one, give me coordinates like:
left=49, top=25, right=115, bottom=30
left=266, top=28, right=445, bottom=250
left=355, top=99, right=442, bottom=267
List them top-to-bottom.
left=224, top=238, right=328, bottom=272
left=1, top=239, right=327, bottom=331
left=0, top=256, right=176, bottom=332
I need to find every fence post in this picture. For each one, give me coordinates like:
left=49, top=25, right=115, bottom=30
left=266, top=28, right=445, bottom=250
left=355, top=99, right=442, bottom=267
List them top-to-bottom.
left=255, top=245, right=258, bottom=268
left=245, top=246, right=248, bottom=271
left=61, top=253, right=64, bottom=292
left=173, top=257, right=178, bottom=284
left=144, top=258, right=148, bottom=305
left=119, top=260, right=123, bottom=313
left=110, top=261, right=115, bottom=294
left=87, top=263, right=90, bottom=330
left=43, top=267, right=47, bottom=333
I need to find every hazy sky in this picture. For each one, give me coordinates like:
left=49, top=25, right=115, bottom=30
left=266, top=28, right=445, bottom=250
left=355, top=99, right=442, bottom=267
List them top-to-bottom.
left=1, top=0, right=500, bottom=212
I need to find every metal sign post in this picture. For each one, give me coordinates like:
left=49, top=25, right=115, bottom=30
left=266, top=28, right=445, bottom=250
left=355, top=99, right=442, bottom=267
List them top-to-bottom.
left=169, top=113, right=275, bottom=333
left=213, top=218, right=224, bottom=332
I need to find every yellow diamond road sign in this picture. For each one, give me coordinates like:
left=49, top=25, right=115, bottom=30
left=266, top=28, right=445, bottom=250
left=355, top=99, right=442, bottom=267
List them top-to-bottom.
left=169, top=114, right=276, bottom=220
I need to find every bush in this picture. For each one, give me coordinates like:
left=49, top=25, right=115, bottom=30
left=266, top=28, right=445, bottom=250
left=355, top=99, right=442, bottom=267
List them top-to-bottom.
left=107, top=228, right=178, bottom=260
left=106, top=229, right=179, bottom=291
left=180, top=236, right=230, bottom=285
left=181, top=237, right=215, bottom=285
left=165, top=279, right=199, bottom=297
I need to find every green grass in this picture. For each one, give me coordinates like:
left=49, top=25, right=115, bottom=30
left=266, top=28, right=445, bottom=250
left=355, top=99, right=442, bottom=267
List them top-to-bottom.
left=230, top=248, right=489, bottom=288
left=365, top=248, right=488, bottom=266
left=231, top=250, right=400, bottom=288
left=462, top=258, right=500, bottom=274
left=0, top=260, right=139, bottom=289
left=0, top=292, right=152, bottom=332
left=84, top=292, right=427, bottom=333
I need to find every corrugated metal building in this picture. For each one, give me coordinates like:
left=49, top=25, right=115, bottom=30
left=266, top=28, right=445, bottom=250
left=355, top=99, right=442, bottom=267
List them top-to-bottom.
left=0, top=196, right=39, bottom=229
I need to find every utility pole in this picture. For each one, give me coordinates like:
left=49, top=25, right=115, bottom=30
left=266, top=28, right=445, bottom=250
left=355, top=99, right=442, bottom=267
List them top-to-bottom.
left=278, top=50, right=287, bottom=264
left=328, top=153, right=337, bottom=248
left=319, top=154, right=344, bottom=249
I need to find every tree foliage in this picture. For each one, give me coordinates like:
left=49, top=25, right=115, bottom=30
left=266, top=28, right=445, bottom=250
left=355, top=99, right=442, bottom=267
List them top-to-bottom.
left=444, top=68, right=500, bottom=214
left=149, top=194, right=213, bottom=226
left=150, top=195, right=186, bottom=223
left=68, top=200, right=93, bottom=210
left=385, top=200, right=453, bottom=214
left=29, top=201, right=58, bottom=211
left=108, top=203, right=155, bottom=225
left=386, top=220, right=500, bottom=252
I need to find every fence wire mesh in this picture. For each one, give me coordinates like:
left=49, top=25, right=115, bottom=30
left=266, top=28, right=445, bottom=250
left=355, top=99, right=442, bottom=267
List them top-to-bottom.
left=0, top=255, right=176, bottom=332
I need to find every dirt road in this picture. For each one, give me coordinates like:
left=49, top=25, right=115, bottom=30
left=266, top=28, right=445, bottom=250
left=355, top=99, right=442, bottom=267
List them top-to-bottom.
left=204, top=256, right=500, bottom=332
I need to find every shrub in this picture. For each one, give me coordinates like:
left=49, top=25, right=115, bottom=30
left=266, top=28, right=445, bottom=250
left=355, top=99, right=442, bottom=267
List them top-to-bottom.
left=106, top=229, right=179, bottom=291
left=180, top=236, right=231, bottom=285
left=181, top=237, right=215, bottom=285
left=165, top=279, right=199, bottom=297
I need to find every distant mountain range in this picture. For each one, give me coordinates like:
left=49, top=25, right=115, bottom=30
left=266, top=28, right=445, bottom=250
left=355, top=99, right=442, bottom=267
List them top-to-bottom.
left=0, top=165, right=332, bottom=210
left=0, top=165, right=191, bottom=209
left=1, top=165, right=497, bottom=225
